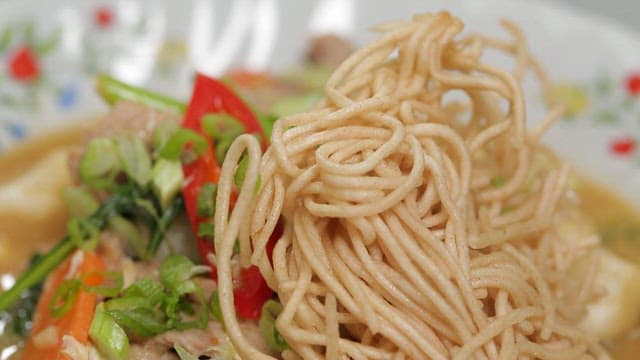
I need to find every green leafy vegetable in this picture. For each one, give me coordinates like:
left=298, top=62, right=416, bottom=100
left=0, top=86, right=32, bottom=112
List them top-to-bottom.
left=0, top=182, right=180, bottom=312
left=196, top=182, right=217, bottom=217
left=108, top=216, right=149, bottom=260
left=67, top=218, right=101, bottom=251
left=159, top=255, right=209, bottom=296
left=103, top=256, right=210, bottom=339
left=259, top=300, right=289, bottom=352
left=89, top=303, right=130, bottom=360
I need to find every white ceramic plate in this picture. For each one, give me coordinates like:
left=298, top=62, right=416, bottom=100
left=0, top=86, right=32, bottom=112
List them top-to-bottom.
left=0, top=0, right=638, bottom=206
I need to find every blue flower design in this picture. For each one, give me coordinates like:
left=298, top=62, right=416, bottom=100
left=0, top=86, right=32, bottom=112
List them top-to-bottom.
left=58, top=83, right=78, bottom=109
left=7, top=122, right=26, bottom=140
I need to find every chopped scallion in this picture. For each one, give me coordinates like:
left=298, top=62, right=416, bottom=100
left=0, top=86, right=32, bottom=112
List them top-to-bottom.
left=201, top=113, right=244, bottom=141
left=158, top=129, right=208, bottom=162
left=114, top=136, right=152, bottom=188
left=79, top=138, right=120, bottom=189
left=151, top=158, right=184, bottom=210
left=196, top=183, right=217, bottom=217
left=63, top=186, right=99, bottom=219
left=67, top=218, right=100, bottom=251
left=197, top=223, right=215, bottom=239
left=82, top=271, right=124, bottom=298
left=49, top=279, right=81, bottom=318
left=259, top=299, right=289, bottom=352
left=89, top=303, right=130, bottom=360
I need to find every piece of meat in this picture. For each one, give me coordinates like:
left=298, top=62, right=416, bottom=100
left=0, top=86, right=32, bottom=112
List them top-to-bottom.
left=306, top=34, right=353, bottom=68
left=88, top=100, right=181, bottom=146
left=67, top=101, right=181, bottom=183
left=129, top=320, right=273, bottom=360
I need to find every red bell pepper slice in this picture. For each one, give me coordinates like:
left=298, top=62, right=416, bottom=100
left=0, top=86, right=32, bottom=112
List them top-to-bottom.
left=181, top=73, right=273, bottom=319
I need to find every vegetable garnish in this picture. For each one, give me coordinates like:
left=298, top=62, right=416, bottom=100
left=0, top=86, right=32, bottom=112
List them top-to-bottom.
left=96, top=74, right=186, bottom=114
left=22, top=251, right=105, bottom=360
left=102, top=256, right=210, bottom=338
left=259, top=300, right=289, bottom=352
left=89, top=303, right=130, bottom=360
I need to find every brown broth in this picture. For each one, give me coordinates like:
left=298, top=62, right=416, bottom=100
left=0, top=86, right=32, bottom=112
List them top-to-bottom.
left=0, top=124, right=87, bottom=275
left=574, top=179, right=640, bottom=359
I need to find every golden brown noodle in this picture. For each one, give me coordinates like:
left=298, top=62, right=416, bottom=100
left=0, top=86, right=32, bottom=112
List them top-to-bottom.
left=213, top=11, right=608, bottom=359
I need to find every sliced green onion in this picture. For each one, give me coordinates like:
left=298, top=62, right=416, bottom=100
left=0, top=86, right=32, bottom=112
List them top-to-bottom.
left=96, top=74, right=186, bottom=114
left=201, top=113, right=244, bottom=141
left=256, top=113, right=276, bottom=144
left=152, top=120, right=180, bottom=152
left=158, top=129, right=208, bottom=162
left=114, top=136, right=152, bottom=188
left=214, top=136, right=233, bottom=164
left=80, top=138, right=120, bottom=189
left=234, top=153, right=261, bottom=192
left=234, top=154, right=249, bottom=188
left=151, top=159, right=184, bottom=210
left=490, top=176, right=506, bottom=188
left=196, top=182, right=217, bottom=217
left=63, top=186, right=99, bottom=219
left=108, top=216, right=149, bottom=260
left=67, top=218, right=100, bottom=251
left=197, top=223, right=215, bottom=239
left=82, top=271, right=124, bottom=298
left=49, top=279, right=81, bottom=318
left=121, top=279, right=165, bottom=305
left=209, top=290, right=224, bottom=326
left=105, top=297, right=150, bottom=311
left=259, top=299, right=289, bottom=352
left=89, top=303, right=130, bottom=360
left=106, top=307, right=167, bottom=338
left=174, top=344, right=199, bottom=360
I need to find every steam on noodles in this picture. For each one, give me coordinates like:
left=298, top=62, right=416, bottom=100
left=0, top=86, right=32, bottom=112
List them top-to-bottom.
left=213, top=12, right=607, bottom=359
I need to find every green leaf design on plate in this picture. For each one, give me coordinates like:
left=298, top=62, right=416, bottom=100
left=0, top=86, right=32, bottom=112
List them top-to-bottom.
left=22, top=21, right=35, bottom=46
left=0, top=26, right=12, bottom=53
left=36, top=28, right=61, bottom=56
left=594, top=74, right=613, bottom=98
left=620, top=97, right=635, bottom=111
left=594, top=109, right=618, bottom=124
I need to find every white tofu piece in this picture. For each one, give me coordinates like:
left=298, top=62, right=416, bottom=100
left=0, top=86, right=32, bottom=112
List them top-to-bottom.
left=580, top=248, right=640, bottom=340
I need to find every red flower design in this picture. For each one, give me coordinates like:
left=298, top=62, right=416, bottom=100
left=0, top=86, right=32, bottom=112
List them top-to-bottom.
left=94, top=5, right=115, bottom=28
left=8, top=46, right=40, bottom=82
left=625, top=73, right=640, bottom=95
left=610, top=136, right=636, bottom=156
